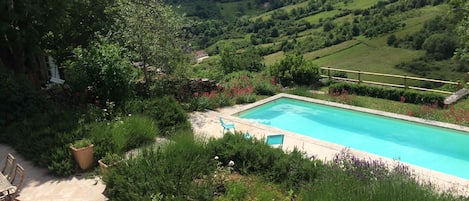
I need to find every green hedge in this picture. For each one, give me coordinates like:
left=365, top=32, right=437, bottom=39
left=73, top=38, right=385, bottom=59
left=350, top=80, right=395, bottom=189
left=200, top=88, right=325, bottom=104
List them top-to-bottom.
left=329, top=83, right=445, bottom=107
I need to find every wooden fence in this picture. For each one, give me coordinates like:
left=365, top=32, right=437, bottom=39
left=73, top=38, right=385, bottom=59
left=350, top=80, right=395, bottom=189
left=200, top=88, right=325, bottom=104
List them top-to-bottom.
left=320, top=67, right=468, bottom=95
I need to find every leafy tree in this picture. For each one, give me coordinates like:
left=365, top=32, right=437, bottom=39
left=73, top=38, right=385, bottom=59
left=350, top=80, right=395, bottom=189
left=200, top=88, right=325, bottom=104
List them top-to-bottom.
left=0, top=0, right=70, bottom=82
left=0, top=0, right=118, bottom=85
left=112, top=0, right=187, bottom=90
left=451, top=0, right=469, bottom=63
left=387, top=34, right=397, bottom=47
left=422, top=34, right=458, bottom=60
left=65, top=39, right=136, bottom=103
left=219, top=45, right=264, bottom=74
left=270, top=52, right=320, bottom=86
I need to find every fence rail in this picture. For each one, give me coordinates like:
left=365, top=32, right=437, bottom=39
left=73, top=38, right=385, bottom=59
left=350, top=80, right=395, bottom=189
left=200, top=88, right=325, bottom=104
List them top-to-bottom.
left=320, top=67, right=468, bottom=95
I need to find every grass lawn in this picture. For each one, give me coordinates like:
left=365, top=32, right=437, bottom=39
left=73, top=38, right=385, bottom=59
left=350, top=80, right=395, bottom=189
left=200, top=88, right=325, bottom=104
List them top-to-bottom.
left=335, top=0, right=380, bottom=10
left=251, top=1, right=310, bottom=21
left=392, top=4, right=449, bottom=38
left=300, top=10, right=342, bottom=24
left=304, top=39, right=361, bottom=60
left=311, top=42, right=425, bottom=84
left=263, top=51, right=285, bottom=66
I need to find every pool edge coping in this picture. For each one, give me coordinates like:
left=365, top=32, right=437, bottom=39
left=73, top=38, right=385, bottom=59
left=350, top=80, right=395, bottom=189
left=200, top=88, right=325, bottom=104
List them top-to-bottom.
left=231, top=93, right=469, bottom=133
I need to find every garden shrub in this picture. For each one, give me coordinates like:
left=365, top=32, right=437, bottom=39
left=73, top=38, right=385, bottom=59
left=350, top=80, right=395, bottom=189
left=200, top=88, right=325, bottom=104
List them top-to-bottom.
left=64, top=40, right=136, bottom=104
left=270, top=53, right=321, bottom=87
left=0, top=67, right=51, bottom=135
left=329, top=83, right=445, bottom=107
left=122, top=96, right=191, bottom=136
left=2, top=109, right=81, bottom=176
left=89, top=115, right=158, bottom=160
left=206, top=132, right=321, bottom=190
left=103, top=133, right=215, bottom=201
left=48, top=145, right=77, bottom=176
left=298, top=149, right=459, bottom=201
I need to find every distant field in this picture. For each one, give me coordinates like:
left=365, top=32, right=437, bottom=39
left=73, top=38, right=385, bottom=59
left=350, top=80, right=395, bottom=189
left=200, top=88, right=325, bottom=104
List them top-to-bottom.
left=217, top=0, right=261, bottom=19
left=335, top=0, right=379, bottom=10
left=252, top=1, right=310, bottom=21
left=393, top=4, right=448, bottom=37
left=301, top=10, right=342, bottom=24
left=332, top=14, right=354, bottom=25
left=304, top=40, right=361, bottom=60
left=312, top=43, right=425, bottom=83
left=263, top=51, right=285, bottom=66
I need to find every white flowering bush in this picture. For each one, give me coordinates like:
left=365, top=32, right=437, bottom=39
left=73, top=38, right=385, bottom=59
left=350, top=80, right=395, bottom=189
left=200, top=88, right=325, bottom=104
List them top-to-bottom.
left=212, top=156, right=235, bottom=195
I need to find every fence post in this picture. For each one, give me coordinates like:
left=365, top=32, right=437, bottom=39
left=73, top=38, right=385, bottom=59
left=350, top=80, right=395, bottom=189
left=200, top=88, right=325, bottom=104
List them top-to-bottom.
left=328, top=67, right=331, bottom=80
left=358, top=71, right=361, bottom=84
left=404, top=75, right=407, bottom=89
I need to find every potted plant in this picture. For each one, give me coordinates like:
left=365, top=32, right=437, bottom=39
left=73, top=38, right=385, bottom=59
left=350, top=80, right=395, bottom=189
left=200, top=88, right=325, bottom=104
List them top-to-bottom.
left=70, top=138, right=94, bottom=170
left=98, top=153, right=123, bottom=173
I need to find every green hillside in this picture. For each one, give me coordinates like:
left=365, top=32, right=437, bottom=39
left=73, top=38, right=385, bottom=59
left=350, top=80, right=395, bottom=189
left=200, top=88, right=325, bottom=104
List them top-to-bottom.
left=182, top=0, right=467, bottom=84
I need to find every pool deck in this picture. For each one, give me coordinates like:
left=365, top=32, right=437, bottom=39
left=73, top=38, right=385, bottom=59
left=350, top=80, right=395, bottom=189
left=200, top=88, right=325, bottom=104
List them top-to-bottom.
left=190, top=93, right=469, bottom=196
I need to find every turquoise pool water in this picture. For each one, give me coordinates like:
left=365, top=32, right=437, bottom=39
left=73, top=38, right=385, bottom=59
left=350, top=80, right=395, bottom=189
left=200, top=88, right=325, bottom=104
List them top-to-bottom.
left=238, top=98, right=469, bottom=179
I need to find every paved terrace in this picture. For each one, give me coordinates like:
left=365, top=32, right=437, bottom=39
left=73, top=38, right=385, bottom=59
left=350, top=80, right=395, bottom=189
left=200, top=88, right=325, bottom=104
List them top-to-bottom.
left=2, top=93, right=469, bottom=200
left=0, top=145, right=106, bottom=201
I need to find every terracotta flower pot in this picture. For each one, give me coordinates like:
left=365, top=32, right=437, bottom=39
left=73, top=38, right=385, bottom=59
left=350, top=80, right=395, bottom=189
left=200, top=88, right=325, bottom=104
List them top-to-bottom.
left=70, top=144, right=94, bottom=170
left=98, top=159, right=111, bottom=174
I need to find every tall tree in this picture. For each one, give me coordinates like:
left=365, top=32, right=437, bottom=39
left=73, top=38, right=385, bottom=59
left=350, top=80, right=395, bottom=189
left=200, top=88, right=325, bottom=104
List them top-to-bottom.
left=0, top=0, right=70, bottom=81
left=0, top=0, right=118, bottom=85
left=112, top=0, right=186, bottom=89
left=451, top=0, right=469, bottom=63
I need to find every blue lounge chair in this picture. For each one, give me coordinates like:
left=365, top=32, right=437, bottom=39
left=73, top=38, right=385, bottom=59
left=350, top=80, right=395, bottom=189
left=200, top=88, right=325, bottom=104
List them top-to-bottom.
left=219, top=117, right=236, bottom=133
left=266, top=134, right=284, bottom=147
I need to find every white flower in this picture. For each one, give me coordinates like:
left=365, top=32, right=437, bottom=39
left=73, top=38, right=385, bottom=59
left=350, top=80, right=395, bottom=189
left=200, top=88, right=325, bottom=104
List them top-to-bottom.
left=103, top=109, right=107, bottom=112
left=128, top=114, right=132, bottom=117
left=119, top=120, right=124, bottom=124
left=214, top=156, right=219, bottom=160
left=228, top=160, right=235, bottom=166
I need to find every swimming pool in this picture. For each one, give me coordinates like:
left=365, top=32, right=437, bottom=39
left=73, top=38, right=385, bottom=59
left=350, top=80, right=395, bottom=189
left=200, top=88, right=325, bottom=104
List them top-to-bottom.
left=238, top=96, right=469, bottom=179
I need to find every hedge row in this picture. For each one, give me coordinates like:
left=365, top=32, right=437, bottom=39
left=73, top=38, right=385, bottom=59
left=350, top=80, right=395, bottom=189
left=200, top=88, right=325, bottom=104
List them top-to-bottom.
left=329, top=83, right=446, bottom=107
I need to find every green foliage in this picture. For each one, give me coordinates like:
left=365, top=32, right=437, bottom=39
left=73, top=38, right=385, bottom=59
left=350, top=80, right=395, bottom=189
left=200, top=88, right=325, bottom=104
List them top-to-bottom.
left=0, top=0, right=70, bottom=77
left=112, top=0, right=187, bottom=86
left=451, top=0, right=469, bottom=63
left=422, top=33, right=459, bottom=60
left=64, top=40, right=136, bottom=103
left=219, top=45, right=265, bottom=74
left=270, top=52, right=320, bottom=86
left=0, top=67, right=51, bottom=133
left=187, top=71, right=277, bottom=111
left=329, top=83, right=445, bottom=106
left=122, top=97, right=191, bottom=136
left=2, top=109, right=81, bottom=176
left=89, top=115, right=158, bottom=160
left=206, top=132, right=320, bottom=190
left=103, top=133, right=215, bottom=201
left=71, top=138, right=92, bottom=149
left=48, top=145, right=76, bottom=177
left=297, top=149, right=465, bottom=201
left=100, top=153, right=123, bottom=165
left=224, top=182, right=248, bottom=200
